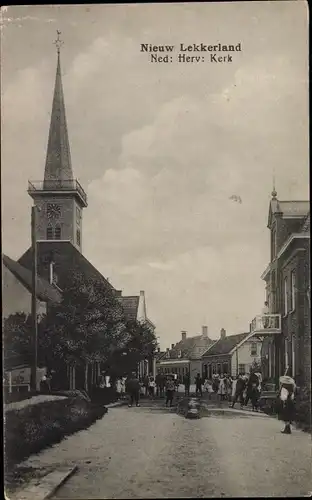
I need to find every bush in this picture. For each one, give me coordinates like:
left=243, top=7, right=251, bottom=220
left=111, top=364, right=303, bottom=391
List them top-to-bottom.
left=4, top=396, right=107, bottom=469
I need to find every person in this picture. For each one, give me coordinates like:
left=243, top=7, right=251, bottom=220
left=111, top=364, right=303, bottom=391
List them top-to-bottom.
left=262, top=301, right=270, bottom=328
left=126, top=371, right=140, bottom=407
left=183, top=371, right=190, bottom=396
left=245, top=371, right=260, bottom=406
left=40, top=372, right=51, bottom=392
left=155, top=373, right=162, bottom=397
left=195, top=373, right=203, bottom=397
left=143, top=374, right=149, bottom=397
left=212, top=374, right=220, bottom=395
left=218, top=374, right=226, bottom=402
left=231, top=374, right=246, bottom=409
left=120, top=375, right=127, bottom=400
left=148, top=375, right=156, bottom=398
left=165, top=375, right=175, bottom=407
left=226, top=375, right=233, bottom=402
left=278, top=375, right=296, bottom=434
left=115, top=377, right=122, bottom=399
left=203, top=378, right=210, bottom=392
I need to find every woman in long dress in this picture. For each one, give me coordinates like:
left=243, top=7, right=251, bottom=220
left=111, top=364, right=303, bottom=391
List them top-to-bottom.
left=218, top=374, right=226, bottom=401
left=278, top=375, right=296, bottom=434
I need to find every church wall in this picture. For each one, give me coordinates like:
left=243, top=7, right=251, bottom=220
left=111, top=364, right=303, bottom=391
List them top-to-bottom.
left=34, top=197, right=76, bottom=244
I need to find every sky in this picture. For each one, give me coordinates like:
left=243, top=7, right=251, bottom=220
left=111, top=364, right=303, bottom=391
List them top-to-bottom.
left=1, top=2, right=309, bottom=349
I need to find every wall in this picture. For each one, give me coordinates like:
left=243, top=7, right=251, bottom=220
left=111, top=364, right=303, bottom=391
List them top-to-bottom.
left=33, top=196, right=78, bottom=248
left=2, top=265, right=47, bottom=319
left=231, top=340, right=262, bottom=377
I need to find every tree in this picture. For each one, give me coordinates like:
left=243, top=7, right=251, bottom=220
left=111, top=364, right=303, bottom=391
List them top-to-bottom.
left=39, top=269, right=129, bottom=366
left=3, top=312, right=33, bottom=360
left=104, top=320, right=157, bottom=377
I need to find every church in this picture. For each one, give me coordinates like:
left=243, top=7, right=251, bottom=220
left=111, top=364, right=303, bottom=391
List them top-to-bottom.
left=4, top=35, right=155, bottom=390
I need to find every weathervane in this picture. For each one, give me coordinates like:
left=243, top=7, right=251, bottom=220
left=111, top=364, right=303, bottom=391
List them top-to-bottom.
left=53, top=30, right=64, bottom=54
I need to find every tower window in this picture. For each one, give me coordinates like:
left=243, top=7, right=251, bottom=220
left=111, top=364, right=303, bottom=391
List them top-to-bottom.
left=54, top=225, right=61, bottom=240
left=47, top=226, right=53, bottom=240
left=76, top=228, right=81, bottom=246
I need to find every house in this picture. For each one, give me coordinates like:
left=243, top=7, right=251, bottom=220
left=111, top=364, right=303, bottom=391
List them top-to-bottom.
left=7, top=42, right=155, bottom=391
left=255, top=190, right=310, bottom=387
left=3, top=254, right=62, bottom=392
left=3, top=254, right=62, bottom=320
left=157, top=326, right=214, bottom=380
left=201, top=328, right=262, bottom=378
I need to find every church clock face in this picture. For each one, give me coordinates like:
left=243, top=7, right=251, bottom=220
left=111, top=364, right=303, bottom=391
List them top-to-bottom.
left=47, top=203, right=61, bottom=219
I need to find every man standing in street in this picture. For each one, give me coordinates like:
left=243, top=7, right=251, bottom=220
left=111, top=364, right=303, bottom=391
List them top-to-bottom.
left=126, top=371, right=140, bottom=407
left=183, top=371, right=191, bottom=396
left=195, top=373, right=203, bottom=397
left=231, top=373, right=246, bottom=409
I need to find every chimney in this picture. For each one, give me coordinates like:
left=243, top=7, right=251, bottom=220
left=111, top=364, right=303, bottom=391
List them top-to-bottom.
left=115, top=290, right=122, bottom=297
left=202, top=325, right=208, bottom=337
left=220, top=328, right=226, bottom=340
left=181, top=330, right=187, bottom=341
left=171, top=343, right=175, bottom=349
left=157, top=347, right=160, bottom=353
left=166, top=348, right=170, bottom=352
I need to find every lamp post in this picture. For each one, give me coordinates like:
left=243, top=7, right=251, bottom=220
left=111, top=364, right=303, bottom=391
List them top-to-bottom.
left=30, top=206, right=39, bottom=392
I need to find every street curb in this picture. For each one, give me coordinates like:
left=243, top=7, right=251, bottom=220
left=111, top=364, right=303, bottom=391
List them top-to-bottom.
left=105, top=400, right=128, bottom=409
left=202, top=406, right=270, bottom=418
left=11, top=465, right=78, bottom=500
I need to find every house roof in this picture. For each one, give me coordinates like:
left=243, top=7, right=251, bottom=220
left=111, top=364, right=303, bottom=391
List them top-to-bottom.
left=268, top=198, right=309, bottom=228
left=278, top=201, right=310, bottom=218
left=18, top=241, right=114, bottom=292
left=3, top=254, right=62, bottom=304
left=119, top=296, right=139, bottom=321
left=202, top=332, right=250, bottom=357
left=163, top=335, right=215, bottom=361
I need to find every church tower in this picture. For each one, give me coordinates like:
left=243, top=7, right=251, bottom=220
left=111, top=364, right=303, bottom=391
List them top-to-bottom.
left=28, top=32, right=87, bottom=252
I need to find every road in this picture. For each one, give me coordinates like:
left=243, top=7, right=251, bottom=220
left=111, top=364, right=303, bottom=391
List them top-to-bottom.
left=21, top=397, right=311, bottom=498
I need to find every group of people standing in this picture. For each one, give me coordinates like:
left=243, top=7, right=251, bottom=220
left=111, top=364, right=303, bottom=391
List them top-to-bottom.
left=196, top=370, right=263, bottom=411
left=123, top=371, right=178, bottom=407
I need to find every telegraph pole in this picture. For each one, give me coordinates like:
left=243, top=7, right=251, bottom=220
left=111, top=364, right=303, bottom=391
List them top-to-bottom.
left=30, top=206, right=38, bottom=392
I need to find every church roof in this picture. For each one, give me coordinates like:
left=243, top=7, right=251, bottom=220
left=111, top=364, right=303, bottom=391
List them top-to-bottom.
left=44, top=49, right=74, bottom=186
left=18, top=241, right=114, bottom=292
left=3, top=254, right=62, bottom=304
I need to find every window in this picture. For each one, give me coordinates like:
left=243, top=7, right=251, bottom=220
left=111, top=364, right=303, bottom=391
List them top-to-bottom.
left=76, top=206, right=81, bottom=226
left=54, top=225, right=61, bottom=240
left=46, top=226, right=53, bottom=240
left=76, top=229, right=81, bottom=246
left=290, top=271, right=296, bottom=311
left=284, top=277, right=288, bottom=316
left=251, top=342, right=257, bottom=356
left=217, top=363, right=221, bottom=375
left=222, top=363, right=228, bottom=374
left=238, top=364, right=245, bottom=374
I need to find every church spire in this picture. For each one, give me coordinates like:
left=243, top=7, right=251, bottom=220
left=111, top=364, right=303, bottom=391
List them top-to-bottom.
left=44, top=31, right=74, bottom=186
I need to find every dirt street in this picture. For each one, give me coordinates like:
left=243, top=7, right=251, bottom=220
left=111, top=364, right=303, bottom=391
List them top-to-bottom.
left=20, top=399, right=312, bottom=498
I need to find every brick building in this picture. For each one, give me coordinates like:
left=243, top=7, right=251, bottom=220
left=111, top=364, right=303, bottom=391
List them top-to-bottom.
left=256, top=190, right=310, bottom=387
left=157, top=326, right=214, bottom=380
left=201, top=329, right=262, bottom=378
